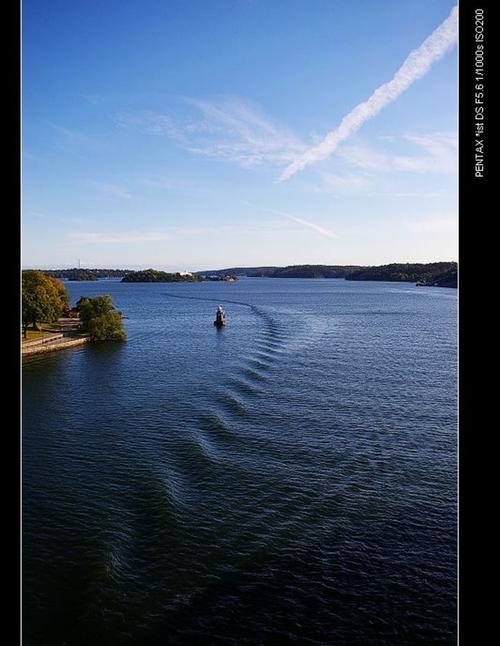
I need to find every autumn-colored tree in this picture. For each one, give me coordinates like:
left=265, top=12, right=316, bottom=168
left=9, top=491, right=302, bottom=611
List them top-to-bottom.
left=22, top=271, right=70, bottom=338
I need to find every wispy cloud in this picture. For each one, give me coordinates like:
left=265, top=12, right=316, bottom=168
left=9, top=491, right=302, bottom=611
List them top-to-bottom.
left=279, top=5, right=458, bottom=181
left=82, top=94, right=107, bottom=105
left=117, top=97, right=305, bottom=168
left=182, top=97, right=304, bottom=165
left=116, top=112, right=179, bottom=137
left=49, top=123, right=96, bottom=146
left=292, top=131, right=455, bottom=195
left=338, top=132, right=457, bottom=174
left=403, top=132, right=457, bottom=172
left=302, top=171, right=374, bottom=194
left=318, top=172, right=373, bottom=189
left=141, top=177, right=190, bottom=190
left=87, top=181, right=132, bottom=199
left=366, top=191, right=445, bottom=198
left=23, top=210, right=99, bottom=225
left=66, top=223, right=290, bottom=245
left=67, top=231, right=174, bottom=244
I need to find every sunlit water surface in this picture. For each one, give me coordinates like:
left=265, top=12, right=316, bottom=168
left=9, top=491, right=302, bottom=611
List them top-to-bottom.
left=23, top=278, right=457, bottom=645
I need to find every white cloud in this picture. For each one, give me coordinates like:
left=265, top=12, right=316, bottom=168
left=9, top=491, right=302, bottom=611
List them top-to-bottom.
left=279, top=5, right=458, bottom=181
left=115, top=92, right=455, bottom=189
left=117, top=97, right=306, bottom=168
left=289, top=132, right=456, bottom=195
left=338, top=132, right=457, bottom=175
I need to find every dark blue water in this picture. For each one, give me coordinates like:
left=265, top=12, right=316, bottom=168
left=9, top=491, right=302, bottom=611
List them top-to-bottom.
left=22, top=278, right=457, bottom=645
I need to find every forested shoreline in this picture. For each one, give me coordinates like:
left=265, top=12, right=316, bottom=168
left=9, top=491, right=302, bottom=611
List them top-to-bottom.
left=27, top=262, right=457, bottom=287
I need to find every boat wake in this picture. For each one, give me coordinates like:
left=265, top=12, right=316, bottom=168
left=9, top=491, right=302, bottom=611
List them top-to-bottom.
left=160, top=292, right=330, bottom=480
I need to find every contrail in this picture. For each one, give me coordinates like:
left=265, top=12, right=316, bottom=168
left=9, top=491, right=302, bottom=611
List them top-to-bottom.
left=279, top=5, right=458, bottom=182
left=242, top=201, right=337, bottom=238
left=276, top=211, right=337, bottom=238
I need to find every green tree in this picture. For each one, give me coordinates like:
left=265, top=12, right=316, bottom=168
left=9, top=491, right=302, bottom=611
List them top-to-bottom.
left=22, top=271, right=69, bottom=338
left=77, top=295, right=126, bottom=341
left=77, top=295, right=114, bottom=328
left=86, top=313, right=126, bottom=341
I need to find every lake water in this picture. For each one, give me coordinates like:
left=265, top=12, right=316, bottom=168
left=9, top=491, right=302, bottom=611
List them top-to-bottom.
left=22, top=278, right=457, bottom=645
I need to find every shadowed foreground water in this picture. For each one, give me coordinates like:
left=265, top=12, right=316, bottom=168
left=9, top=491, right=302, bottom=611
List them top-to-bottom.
left=22, top=278, right=457, bottom=645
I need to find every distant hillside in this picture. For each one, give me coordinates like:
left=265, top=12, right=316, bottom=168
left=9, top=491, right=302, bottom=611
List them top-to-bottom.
left=197, top=262, right=457, bottom=286
left=346, top=262, right=457, bottom=286
left=37, top=263, right=457, bottom=287
left=195, top=265, right=361, bottom=278
left=259, top=265, right=362, bottom=278
left=194, top=267, right=280, bottom=277
left=423, top=267, right=457, bottom=288
left=41, top=268, right=131, bottom=280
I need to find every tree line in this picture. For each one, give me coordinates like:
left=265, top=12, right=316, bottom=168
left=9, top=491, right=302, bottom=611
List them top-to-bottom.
left=194, top=262, right=457, bottom=284
left=345, top=262, right=457, bottom=285
left=42, top=268, right=132, bottom=281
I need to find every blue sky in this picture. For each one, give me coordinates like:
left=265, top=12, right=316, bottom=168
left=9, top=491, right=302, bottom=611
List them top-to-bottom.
left=23, top=0, right=457, bottom=270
